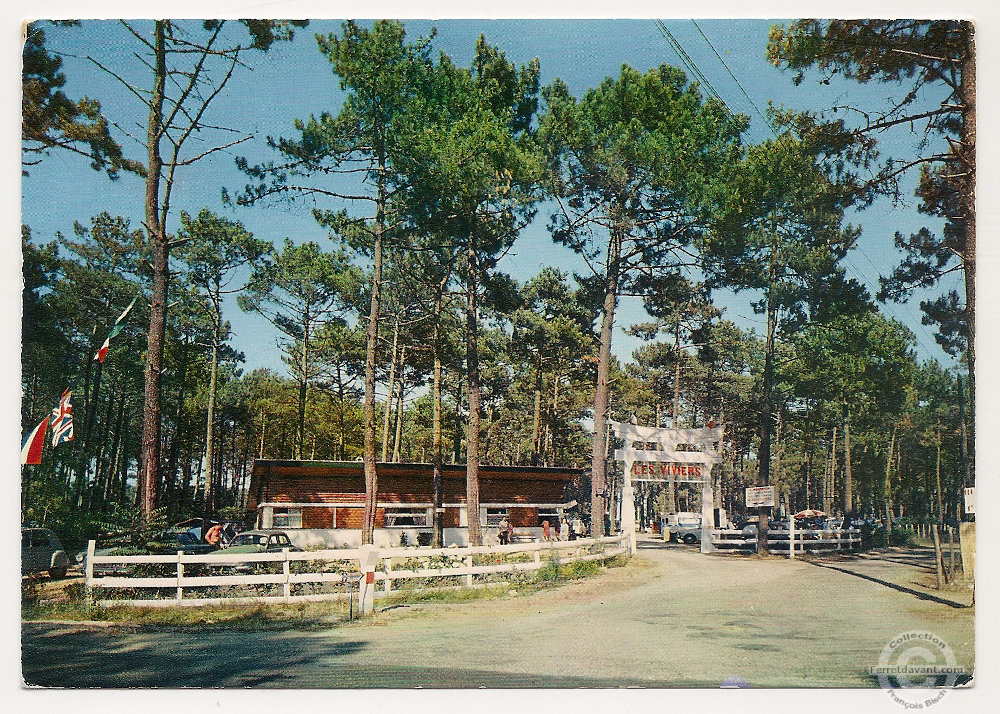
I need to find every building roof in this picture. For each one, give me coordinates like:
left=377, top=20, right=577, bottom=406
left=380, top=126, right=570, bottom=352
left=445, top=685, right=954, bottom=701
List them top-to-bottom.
left=251, top=460, right=583, bottom=480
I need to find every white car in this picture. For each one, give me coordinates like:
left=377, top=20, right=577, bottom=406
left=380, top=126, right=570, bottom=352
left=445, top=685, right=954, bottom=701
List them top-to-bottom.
left=664, top=514, right=703, bottom=544
left=22, top=527, right=70, bottom=579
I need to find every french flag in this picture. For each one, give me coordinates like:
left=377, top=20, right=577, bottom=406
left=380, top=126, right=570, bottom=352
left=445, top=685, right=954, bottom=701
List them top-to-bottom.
left=20, top=418, right=49, bottom=465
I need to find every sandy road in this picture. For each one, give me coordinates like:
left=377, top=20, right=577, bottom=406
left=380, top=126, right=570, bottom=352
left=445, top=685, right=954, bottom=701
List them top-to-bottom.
left=22, top=539, right=974, bottom=688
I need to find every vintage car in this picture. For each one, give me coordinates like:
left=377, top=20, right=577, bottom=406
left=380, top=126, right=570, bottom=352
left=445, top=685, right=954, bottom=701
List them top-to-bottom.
left=22, top=527, right=70, bottom=579
left=221, top=530, right=302, bottom=554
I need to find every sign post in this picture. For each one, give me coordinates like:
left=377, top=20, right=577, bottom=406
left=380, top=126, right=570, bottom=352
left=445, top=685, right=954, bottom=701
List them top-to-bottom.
left=745, top=486, right=775, bottom=508
left=964, top=487, right=976, bottom=515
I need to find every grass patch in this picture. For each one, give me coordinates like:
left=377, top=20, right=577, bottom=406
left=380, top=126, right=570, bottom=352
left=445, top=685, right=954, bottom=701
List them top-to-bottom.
left=23, top=554, right=630, bottom=628
left=23, top=598, right=352, bottom=630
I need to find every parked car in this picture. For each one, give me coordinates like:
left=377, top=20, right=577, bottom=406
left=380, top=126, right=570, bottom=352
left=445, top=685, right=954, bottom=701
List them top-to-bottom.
left=665, top=514, right=702, bottom=544
left=172, top=518, right=242, bottom=545
left=741, top=521, right=790, bottom=540
left=22, top=527, right=70, bottom=579
left=80, top=530, right=220, bottom=576
left=221, top=530, right=302, bottom=554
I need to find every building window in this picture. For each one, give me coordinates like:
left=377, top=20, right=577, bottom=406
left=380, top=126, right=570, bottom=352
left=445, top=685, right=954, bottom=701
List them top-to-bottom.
left=384, top=506, right=430, bottom=527
left=272, top=507, right=302, bottom=529
left=486, top=508, right=509, bottom=527
left=537, top=509, right=560, bottom=527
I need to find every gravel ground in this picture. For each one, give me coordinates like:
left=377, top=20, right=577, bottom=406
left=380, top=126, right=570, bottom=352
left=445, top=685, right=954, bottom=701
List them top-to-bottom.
left=22, top=537, right=974, bottom=688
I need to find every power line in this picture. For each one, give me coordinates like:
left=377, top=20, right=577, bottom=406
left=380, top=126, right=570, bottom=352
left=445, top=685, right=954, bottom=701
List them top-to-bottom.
left=653, top=20, right=731, bottom=115
left=653, top=20, right=954, bottom=364
left=690, top=20, right=779, bottom=139
left=676, top=21, right=951, bottom=362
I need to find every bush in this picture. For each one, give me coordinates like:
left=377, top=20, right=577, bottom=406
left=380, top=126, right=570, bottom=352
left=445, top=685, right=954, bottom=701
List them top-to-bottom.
left=534, top=555, right=562, bottom=582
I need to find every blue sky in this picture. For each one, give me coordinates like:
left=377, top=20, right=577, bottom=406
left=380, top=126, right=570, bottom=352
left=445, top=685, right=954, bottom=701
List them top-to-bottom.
left=20, top=18, right=961, bottom=377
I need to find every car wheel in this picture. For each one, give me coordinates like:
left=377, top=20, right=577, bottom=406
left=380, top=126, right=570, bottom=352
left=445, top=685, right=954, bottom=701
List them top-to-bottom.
left=682, top=534, right=697, bottom=545
left=48, top=566, right=67, bottom=579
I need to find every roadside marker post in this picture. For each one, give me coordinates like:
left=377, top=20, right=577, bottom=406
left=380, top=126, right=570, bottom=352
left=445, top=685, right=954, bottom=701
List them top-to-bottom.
left=84, top=539, right=95, bottom=602
left=357, top=543, right=379, bottom=615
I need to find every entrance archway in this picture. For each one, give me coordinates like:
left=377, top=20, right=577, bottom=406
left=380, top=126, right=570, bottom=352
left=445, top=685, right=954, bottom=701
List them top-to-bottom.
left=611, top=421, right=723, bottom=554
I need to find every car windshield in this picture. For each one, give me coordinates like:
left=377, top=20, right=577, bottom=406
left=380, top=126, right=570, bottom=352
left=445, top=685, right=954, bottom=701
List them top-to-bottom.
left=175, top=532, right=198, bottom=545
left=231, top=534, right=267, bottom=546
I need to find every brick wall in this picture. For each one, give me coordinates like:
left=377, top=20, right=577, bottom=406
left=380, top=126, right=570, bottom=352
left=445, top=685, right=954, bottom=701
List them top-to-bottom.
left=248, top=461, right=579, bottom=518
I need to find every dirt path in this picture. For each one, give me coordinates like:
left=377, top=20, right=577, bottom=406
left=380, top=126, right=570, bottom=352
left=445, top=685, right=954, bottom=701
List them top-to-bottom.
left=22, top=539, right=974, bottom=688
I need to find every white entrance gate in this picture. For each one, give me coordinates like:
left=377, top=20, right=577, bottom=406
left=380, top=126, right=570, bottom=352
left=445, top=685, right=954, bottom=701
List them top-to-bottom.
left=610, top=421, right=723, bottom=554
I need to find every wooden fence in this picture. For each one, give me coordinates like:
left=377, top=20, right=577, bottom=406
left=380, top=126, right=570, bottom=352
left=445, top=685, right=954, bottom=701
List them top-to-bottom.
left=711, top=528, right=861, bottom=556
left=84, top=533, right=629, bottom=608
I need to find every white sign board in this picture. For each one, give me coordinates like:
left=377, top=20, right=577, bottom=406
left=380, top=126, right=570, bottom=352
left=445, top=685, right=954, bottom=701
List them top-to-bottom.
left=746, top=486, right=775, bottom=508
left=964, top=487, right=976, bottom=514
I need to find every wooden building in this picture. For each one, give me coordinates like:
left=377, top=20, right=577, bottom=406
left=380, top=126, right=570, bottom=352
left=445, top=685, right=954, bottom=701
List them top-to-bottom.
left=246, top=460, right=582, bottom=547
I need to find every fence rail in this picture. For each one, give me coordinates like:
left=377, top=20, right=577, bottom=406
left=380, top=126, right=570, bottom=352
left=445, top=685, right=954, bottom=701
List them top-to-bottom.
left=711, top=528, right=861, bottom=556
left=84, top=533, right=629, bottom=608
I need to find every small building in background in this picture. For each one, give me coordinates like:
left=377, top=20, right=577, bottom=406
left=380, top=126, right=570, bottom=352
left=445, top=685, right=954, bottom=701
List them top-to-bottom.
left=246, top=460, right=582, bottom=548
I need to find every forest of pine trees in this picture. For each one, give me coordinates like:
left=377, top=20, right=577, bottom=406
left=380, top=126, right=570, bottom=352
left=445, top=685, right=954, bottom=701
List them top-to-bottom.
left=21, top=20, right=974, bottom=548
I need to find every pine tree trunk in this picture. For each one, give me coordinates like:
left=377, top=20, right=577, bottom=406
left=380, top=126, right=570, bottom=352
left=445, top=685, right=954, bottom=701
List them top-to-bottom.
left=139, top=21, right=168, bottom=520
left=960, top=26, right=976, bottom=474
left=361, top=134, right=387, bottom=546
left=465, top=226, right=483, bottom=546
left=589, top=228, right=621, bottom=538
left=432, top=295, right=444, bottom=547
left=757, top=296, right=776, bottom=554
left=295, top=313, right=310, bottom=460
left=381, top=317, right=400, bottom=462
left=673, top=317, right=682, bottom=427
left=202, top=318, right=220, bottom=513
left=392, top=345, right=407, bottom=462
left=77, top=355, right=103, bottom=508
left=531, top=356, right=543, bottom=464
left=337, top=363, right=346, bottom=460
left=452, top=373, right=463, bottom=464
left=88, top=388, right=116, bottom=512
left=102, top=392, right=127, bottom=509
left=843, top=409, right=853, bottom=515
left=885, top=424, right=897, bottom=534
left=828, top=426, right=838, bottom=515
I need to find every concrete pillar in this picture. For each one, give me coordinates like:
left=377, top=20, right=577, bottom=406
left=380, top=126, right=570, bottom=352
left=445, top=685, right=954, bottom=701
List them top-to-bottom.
left=622, top=455, right=636, bottom=553
left=700, top=467, right=716, bottom=553
left=261, top=506, right=273, bottom=529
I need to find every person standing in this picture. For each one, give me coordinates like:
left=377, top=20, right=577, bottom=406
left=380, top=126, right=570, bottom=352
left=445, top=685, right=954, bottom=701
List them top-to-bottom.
left=498, top=515, right=511, bottom=545
left=560, top=516, right=571, bottom=541
left=542, top=519, right=551, bottom=541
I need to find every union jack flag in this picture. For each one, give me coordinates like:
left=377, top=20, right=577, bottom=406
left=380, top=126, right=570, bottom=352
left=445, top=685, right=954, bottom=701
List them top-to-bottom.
left=50, top=389, right=74, bottom=447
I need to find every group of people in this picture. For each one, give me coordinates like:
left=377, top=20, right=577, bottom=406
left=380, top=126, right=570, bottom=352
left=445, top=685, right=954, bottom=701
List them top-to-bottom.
left=498, top=514, right=586, bottom=544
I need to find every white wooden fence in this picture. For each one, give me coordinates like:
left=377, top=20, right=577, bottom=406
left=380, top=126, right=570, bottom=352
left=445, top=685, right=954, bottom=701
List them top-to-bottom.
left=711, top=528, right=861, bottom=556
left=84, top=533, right=629, bottom=608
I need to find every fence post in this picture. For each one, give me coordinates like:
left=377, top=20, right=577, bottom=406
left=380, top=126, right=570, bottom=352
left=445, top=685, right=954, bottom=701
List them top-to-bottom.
left=789, top=516, right=795, bottom=560
left=85, top=539, right=95, bottom=601
left=282, top=548, right=291, bottom=601
left=176, top=551, right=184, bottom=602
left=465, top=554, right=473, bottom=587
left=383, top=556, right=392, bottom=594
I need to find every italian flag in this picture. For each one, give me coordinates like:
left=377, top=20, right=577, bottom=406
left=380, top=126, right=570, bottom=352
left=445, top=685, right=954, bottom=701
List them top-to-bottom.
left=94, top=323, right=124, bottom=363
left=20, top=418, right=49, bottom=465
